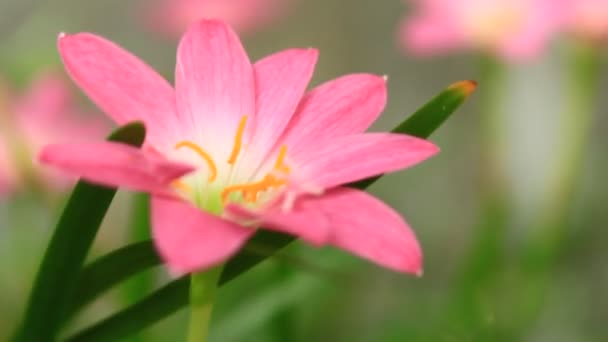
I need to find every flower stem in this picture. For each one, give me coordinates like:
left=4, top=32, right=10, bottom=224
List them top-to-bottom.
left=513, top=42, right=601, bottom=335
left=535, top=43, right=599, bottom=242
left=443, top=55, right=510, bottom=334
left=188, top=266, right=223, bottom=342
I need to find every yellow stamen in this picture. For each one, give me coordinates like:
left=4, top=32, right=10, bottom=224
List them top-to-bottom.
left=228, top=115, right=248, bottom=165
left=175, top=141, right=217, bottom=182
left=221, top=145, right=292, bottom=204
left=273, top=145, right=290, bottom=173
left=221, top=174, right=287, bottom=204
left=171, top=180, right=192, bottom=193
left=244, top=191, right=257, bottom=203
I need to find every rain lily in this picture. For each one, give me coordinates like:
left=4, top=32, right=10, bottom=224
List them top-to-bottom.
left=144, top=0, right=289, bottom=37
left=400, top=0, right=567, bottom=61
left=566, top=0, right=608, bottom=41
left=41, top=19, right=439, bottom=275
left=0, top=73, right=107, bottom=196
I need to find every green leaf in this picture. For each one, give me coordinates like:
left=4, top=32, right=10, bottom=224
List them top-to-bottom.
left=353, top=79, right=477, bottom=189
left=393, top=80, right=477, bottom=138
left=65, top=81, right=477, bottom=340
left=14, top=122, right=146, bottom=342
left=119, top=193, right=155, bottom=342
left=65, top=232, right=287, bottom=323
left=64, top=240, right=160, bottom=321
left=66, top=278, right=190, bottom=342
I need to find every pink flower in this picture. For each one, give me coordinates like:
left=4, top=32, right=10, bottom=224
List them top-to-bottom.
left=144, top=0, right=289, bottom=37
left=400, top=0, right=568, bottom=61
left=566, top=0, right=608, bottom=41
left=41, top=20, right=439, bottom=275
left=0, top=73, right=107, bottom=195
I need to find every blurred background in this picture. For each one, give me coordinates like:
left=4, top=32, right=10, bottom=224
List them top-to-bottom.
left=0, top=0, right=607, bottom=341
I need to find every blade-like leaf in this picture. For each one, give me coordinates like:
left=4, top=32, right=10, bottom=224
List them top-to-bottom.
left=353, top=79, right=477, bottom=189
left=395, top=80, right=476, bottom=138
left=66, top=81, right=477, bottom=340
left=14, top=122, right=146, bottom=342
left=64, top=240, right=160, bottom=321
left=66, top=278, right=190, bottom=342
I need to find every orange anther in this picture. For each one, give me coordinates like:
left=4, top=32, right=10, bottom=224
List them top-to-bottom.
left=228, top=115, right=248, bottom=165
left=175, top=141, right=217, bottom=182
left=273, top=145, right=290, bottom=174
left=221, top=174, right=287, bottom=204
left=171, top=180, right=193, bottom=193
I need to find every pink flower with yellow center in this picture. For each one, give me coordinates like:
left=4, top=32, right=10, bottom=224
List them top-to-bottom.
left=144, top=0, right=288, bottom=37
left=400, top=0, right=568, bottom=61
left=566, top=0, right=608, bottom=41
left=41, top=20, right=439, bottom=275
left=0, top=73, right=107, bottom=196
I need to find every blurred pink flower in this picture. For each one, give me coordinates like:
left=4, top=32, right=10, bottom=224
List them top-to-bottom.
left=144, top=0, right=289, bottom=37
left=400, top=0, right=568, bottom=61
left=566, top=0, right=608, bottom=41
left=41, top=20, right=439, bottom=275
left=0, top=73, right=107, bottom=195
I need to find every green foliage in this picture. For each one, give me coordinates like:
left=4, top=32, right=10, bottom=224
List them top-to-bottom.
left=14, top=122, right=146, bottom=342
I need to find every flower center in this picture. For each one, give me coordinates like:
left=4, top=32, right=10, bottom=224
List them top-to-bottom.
left=171, top=115, right=290, bottom=212
left=175, top=141, right=217, bottom=182
left=221, top=145, right=289, bottom=203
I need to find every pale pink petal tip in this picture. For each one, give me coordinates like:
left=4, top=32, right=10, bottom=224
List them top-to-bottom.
left=57, top=32, right=67, bottom=40
left=287, top=188, right=423, bottom=275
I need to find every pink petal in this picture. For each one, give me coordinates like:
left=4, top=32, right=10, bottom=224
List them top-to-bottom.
left=145, top=0, right=288, bottom=37
left=498, top=0, right=568, bottom=61
left=568, top=0, right=608, bottom=39
left=399, top=15, right=466, bottom=56
left=174, top=19, right=255, bottom=161
left=58, top=32, right=178, bottom=148
left=248, top=48, right=318, bottom=161
left=13, top=72, right=73, bottom=123
left=14, top=72, right=109, bottom=158
left=279, top=74, right=387, bottom=156
left=293, top=133, right=439, bottom=189
left=39, top=142, right=194, bottom=194
left=307, top=188, right=422, bottom=274
left=152, top=196, right=254, bottom=274
left=226, top=196, right=330, bottom=246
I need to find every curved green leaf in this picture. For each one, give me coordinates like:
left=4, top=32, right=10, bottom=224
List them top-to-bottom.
left=65, top=81, right=477, bottom=340
left=14, top=122, right=146, bottom=342
left=64, top=240, right=160, bottom=321
left=66, top=277, right=190, bottom=342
